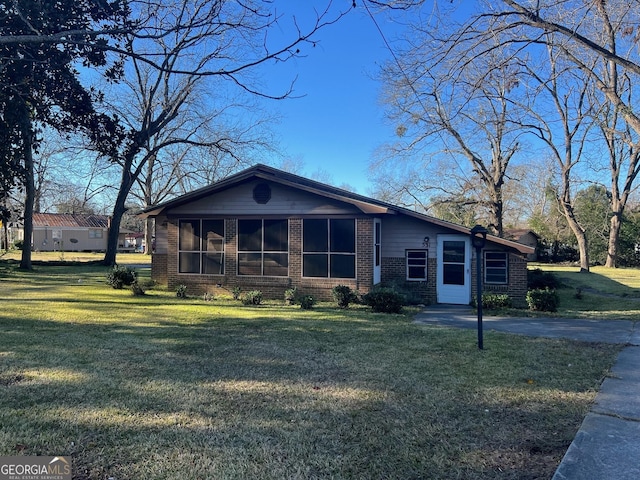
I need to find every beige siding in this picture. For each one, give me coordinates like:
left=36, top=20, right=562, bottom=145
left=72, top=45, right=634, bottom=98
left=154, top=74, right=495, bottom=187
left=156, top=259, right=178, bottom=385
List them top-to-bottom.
left=167, top=181, right=362, bottom=217
left=381, top=216, right=442, bottom=258
left=32, top=227, right=108, bottom=251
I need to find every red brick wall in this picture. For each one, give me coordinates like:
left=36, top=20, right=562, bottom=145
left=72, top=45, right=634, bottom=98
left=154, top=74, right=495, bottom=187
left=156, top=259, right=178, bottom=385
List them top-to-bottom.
left=156, top=216, right=374, bottom=302
left=471, top=251, right=528, bottom=308
left=380, top=256, right=437, bottom=305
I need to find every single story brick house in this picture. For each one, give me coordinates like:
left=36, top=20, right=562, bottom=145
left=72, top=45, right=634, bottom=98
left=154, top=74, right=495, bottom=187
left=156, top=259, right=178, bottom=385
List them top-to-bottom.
left=141, top=165, right=534, bottom=306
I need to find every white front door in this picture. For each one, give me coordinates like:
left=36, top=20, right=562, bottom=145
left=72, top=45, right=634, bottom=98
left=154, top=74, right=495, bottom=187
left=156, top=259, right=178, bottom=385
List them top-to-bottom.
left=373, top=218, right=381, bottom=285
left=437, top=235, right=471, bottom=304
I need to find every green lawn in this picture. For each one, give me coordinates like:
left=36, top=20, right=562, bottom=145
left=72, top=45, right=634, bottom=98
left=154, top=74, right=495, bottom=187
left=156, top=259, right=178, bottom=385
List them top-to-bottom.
left=0, top=259, right=623, bottom=479
left=523, top=264, right=640, bottom=320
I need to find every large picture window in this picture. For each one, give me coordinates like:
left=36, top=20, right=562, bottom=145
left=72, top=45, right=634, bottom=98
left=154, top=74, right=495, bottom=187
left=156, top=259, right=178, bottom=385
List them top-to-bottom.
left=178, top=219, right=224, bottom=274
left=238, top=219, right=288, bottom=276
left=303, top=219, right=356, bottom=278
left=406, top=250, right=428, bottom=281
left=484, top=251, right=508, bottom=284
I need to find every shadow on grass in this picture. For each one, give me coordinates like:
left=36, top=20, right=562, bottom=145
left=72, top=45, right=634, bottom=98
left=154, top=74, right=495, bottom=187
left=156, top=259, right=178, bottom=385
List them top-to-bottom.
left=0, top=261, right=623, bottom=479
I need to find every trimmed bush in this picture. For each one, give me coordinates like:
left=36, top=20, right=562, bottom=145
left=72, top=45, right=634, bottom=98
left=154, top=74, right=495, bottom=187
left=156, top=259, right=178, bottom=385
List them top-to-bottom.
left=106, top=265, right=137, bottom=289
left=528, top=268, right=560, bottom=290
left=131, top=281, right=145, bottom=296
left=176, top=284, right=188, bottom=298
left=332, top=285, right=357, bottom=309
left=232, top=286, right=242, bottom=301
left=284, top=287, right=298, bottom=305
left=363, top=287, right=405, bottom=314
left=526, top=288, right=560, bottom=312
left=242, top=290, right=263, bottom=305
left=475, top=293, right=512, bottom=310
left=300, top=295, right=315, bottom=310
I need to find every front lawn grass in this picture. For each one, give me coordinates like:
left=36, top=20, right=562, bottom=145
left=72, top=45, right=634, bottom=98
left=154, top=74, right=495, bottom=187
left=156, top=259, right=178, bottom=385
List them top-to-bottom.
left=0, top=261, right=621, bottom=479
left=523, top=264, right=640, bottom=320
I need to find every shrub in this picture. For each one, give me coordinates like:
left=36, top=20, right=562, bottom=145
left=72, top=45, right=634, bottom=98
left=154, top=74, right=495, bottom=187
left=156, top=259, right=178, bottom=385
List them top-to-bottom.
left=13, top=240, right=23, bottom=250
left=106, top=265, right=137, bottom=289
left=528, top=268, right=560, bottom=290
left=380, top=280, right=426, bottom=305
left=131, top=281, right=145, bottom=296
left=176, top=284, right=187, bottom=298
left=332, top=285, right=357, bottom=309
left=232, top=286, right=242, bottom=301
left=284, top=287, right=298, bottom=305
left=363, top=287, right=405, bottom=314
left=526, top=288, right=560, bottom=312
left=242, top=290, right=263, bottom=305
left=202, top=292, right=214, bottom=302
left=474, top=293, right=512, bottom=310
left=300, top=295, right=315, bottom=310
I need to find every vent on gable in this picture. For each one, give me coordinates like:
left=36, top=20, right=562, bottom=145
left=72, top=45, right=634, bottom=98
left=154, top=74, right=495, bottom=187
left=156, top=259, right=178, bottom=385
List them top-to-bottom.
left=253, top=183, right=271, bottom=204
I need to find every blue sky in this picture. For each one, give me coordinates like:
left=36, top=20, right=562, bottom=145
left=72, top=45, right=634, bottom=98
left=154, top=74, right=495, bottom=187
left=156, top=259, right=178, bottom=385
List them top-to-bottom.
left=261, top=3, right=403, bottom=195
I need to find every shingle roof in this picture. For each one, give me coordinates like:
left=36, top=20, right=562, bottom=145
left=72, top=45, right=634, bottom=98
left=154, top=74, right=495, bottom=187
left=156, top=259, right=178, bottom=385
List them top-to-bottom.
left=140, top=164, right=535, bottom=255
left=32, top=213, right=109, bottom=229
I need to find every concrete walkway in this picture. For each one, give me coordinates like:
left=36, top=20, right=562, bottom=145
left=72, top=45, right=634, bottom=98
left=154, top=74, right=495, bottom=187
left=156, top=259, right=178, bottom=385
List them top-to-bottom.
left=414, top=305, right=640, bottom=480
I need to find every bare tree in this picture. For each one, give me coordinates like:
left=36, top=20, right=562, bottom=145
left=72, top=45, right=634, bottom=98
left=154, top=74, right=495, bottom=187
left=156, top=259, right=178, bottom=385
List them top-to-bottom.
left=94, top=0, right=348, bottom=265
left=483, top=1, right=640, bottom=268
left=376, top=27, right=525, bottom=236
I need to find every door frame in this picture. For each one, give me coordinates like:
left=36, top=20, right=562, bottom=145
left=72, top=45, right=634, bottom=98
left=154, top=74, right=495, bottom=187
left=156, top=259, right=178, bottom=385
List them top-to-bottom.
left=373, top=218, right=382, bottom=285
left=436, top=234, right=471, bottom=304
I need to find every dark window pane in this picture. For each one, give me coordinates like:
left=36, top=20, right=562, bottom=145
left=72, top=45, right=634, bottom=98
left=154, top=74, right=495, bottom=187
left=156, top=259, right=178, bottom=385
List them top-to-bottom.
left=238, top=219, right=262, bottom=251
left=264, top=219, right=288, bottom=252
left=304, top=219, right=328, bottom=252
left=330, top=219, right=355, bottom=253
left=179, top=220, right=200, bottom=251
left=203, top=220, right=224, bottom=252
left=443, top=241, right=465, bottom=263
left=179, top=252, right=200, bottom=273
left=203, top=252, right=224, bottom=275
left=485, top=252, right=507, bottom=284
left=238, top=253, right=262, bottom=275
left=264, top=253, right=288, bottom=276
left=303, top=254, right=328, bottom=277
left=330, top=254, right=355, bottom=278
left=443, top=264, right=465, bottom=285
left=408, top=266, right=426, bottom=279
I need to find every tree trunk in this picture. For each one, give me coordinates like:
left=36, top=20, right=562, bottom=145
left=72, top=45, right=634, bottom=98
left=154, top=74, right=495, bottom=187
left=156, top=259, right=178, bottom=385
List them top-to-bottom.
left=19, top=103, right=34, bottom=270
left=103, top=167, right=135, bottom=266
left=562, top=204, right=589, bottom=272
left=605, top=212, right=622, bottom=268
left=144, top=216, right=153, bottom=255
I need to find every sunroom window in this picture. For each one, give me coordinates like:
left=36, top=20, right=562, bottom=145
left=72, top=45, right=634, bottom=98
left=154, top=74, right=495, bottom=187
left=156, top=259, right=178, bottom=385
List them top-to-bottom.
left=178, top=219, right=224, bottom=274
left=237, top=219, right=288, bottom=276
left=302, top=219, right=356, bottom=278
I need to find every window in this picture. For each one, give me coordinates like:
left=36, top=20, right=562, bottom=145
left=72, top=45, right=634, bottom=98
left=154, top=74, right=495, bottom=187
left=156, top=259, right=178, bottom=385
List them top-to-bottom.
left=178, top=219, right=224, bottom=274
left=237, top=219, right=288, bottom=276
left=303, top=219, right=356, bottom=278
left=89, top=229, right=103, bottom=239
left=406, top=250, right=427, bottom=281
left=484, top=251, right=508, bottom=284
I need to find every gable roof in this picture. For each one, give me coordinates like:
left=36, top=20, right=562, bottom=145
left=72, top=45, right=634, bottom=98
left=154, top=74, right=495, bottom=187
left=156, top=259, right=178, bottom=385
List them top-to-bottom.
left=141, top=164, right=534, bottom=254
left=32, top=213, right=109, bottom=229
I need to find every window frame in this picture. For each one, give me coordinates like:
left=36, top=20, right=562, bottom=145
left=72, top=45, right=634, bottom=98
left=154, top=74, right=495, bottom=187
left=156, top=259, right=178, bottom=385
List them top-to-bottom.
left=237, top=218, right=289, bottom=277
left=302, top=218, right=356, bottom=279
left=178, top=219, right=225, bottom=275
left=89, top=228, right=103, bottom=239
left=406, top=249, right=428, bottom=281
left=484, top=251, right=508, bottom=284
